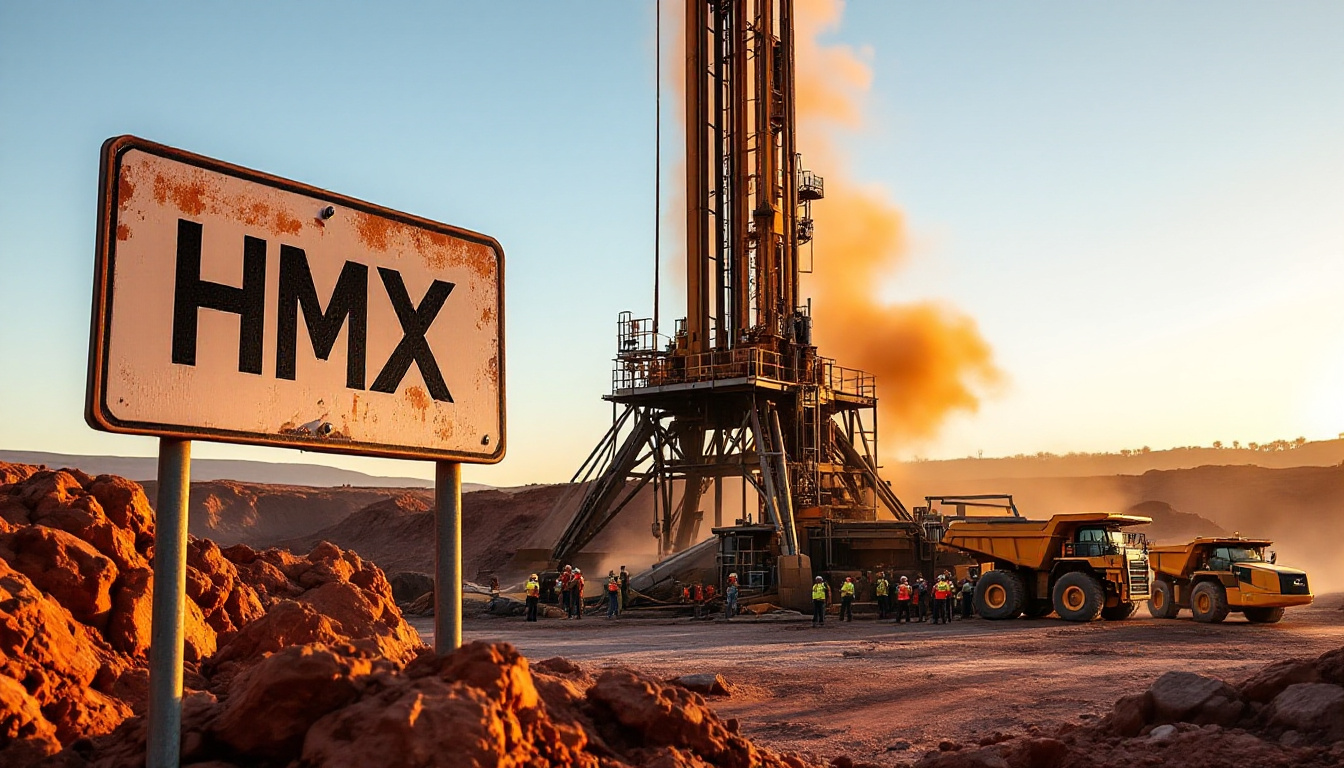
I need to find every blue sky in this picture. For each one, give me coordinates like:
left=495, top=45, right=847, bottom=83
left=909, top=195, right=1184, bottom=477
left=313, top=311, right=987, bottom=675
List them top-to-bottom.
left=2, top=2, right=1342, bottom=486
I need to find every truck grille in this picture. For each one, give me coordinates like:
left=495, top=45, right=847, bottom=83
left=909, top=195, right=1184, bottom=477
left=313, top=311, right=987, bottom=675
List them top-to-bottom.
left=1128, top=558, right=1150, bottom=600
left=1279, top=572, right=1310, bottom=595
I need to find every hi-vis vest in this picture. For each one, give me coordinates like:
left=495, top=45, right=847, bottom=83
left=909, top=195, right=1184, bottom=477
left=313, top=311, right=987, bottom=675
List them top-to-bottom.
left=875, top=579, right=889, bottom=597
left=525, top=580, right=540, bottom=597
left=607, top=580, right=619, bottom=593
left=934, top=581, right=951, bottom=599
left=812, top=582, right=827, bottom=600
left=841, top=582, right=855, bottom=598
left=897, top=583, right=911, bottom=600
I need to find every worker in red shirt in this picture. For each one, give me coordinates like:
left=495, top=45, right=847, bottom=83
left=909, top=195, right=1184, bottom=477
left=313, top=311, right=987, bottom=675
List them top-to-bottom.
left=895, top=575, right=913, bottom=624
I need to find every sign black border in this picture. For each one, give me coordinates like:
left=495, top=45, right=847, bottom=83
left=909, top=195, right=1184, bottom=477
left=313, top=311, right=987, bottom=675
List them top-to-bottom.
left=86, top=135, right=506, bottom=464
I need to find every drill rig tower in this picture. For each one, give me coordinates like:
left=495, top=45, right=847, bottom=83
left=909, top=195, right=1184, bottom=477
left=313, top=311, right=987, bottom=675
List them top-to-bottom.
left=549, top=0, right=930, bottom=600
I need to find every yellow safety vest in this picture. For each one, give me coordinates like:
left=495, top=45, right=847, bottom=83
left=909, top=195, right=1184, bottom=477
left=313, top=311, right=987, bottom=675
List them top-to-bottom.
left=875, top=579, right=889, bottom=596
left=525, top=580, right=539, bottom=597
left=841, top=582, right=855, bottom=597
left=812, top=583, right=827, bottom=600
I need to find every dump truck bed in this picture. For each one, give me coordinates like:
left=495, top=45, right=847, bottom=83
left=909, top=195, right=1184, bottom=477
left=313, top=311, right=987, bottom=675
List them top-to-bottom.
left=942, top=512, right=1151, bottom=571
left=1149, top=538, right=1274, bottom=578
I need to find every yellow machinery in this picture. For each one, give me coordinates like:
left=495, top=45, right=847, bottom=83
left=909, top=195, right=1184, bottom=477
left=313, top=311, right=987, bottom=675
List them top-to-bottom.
left=941, top=512, right=1152, bottom=622
left=1147, top=537, right=1311, bottom=624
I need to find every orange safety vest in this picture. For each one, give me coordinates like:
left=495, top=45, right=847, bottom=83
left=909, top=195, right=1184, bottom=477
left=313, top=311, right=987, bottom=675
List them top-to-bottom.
left=607, top=580, right=618, bottom=593
left=934, top=582, right=951, bottom=599
left=897, top=583, right=911, bottom=600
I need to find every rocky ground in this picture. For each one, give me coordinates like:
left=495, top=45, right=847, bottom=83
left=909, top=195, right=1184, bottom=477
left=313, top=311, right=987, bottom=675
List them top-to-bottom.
left=0, top=463, right=827, bottom=768
left=439, top=599, right=1344, bottom=767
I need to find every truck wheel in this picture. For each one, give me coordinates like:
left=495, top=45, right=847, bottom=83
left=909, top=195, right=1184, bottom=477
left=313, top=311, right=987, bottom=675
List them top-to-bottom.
left=974, top=570, right=1026, bottom=620
left=1052, top=572, right=1104, bottom=622
left=1147, top=579, right=1180, bottom=619
left=1190, top=581, right=1229, bottom=623
left=1023, top=600, right=1054, bottom=618
left=1101, top=602, right=1138, bottom=621
left=1243, top=607, right=1285, bottom=624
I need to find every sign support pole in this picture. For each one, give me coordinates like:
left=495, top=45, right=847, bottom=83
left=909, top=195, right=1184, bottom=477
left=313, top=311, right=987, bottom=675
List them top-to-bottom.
left=146, top=437, right=191, bottom=768
left=434, top=460, right=462, bottom=653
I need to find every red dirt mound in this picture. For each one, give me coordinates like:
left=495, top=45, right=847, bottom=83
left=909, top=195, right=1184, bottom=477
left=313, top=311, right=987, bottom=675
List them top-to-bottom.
left=0, top=462, right=421, bottom=765
left=42, top=640, right=825, bottom=768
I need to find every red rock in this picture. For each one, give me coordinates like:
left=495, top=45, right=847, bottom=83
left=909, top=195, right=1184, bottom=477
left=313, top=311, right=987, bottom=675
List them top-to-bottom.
left=0, top=463, right=40, bottom=486
left=17, top=471, right=84, bottom=513
left=85, top=475, right=155, bottom=551
left=0, top=499, right=31, bottom=527
left=6, top=525, right=119, bottom=630
left=219, top=543, right=258, bottom=565
left=232, top=558, right=299, bottom=605
left=0, top=561, right=103, bottom=702
left=106, top=567, right=154, bottom=656
left=296, top=581, right=421, bottom=662
left=183, top=599, right=218, bottom=664
left=209, top=600, right=347, bottom=668
left=212, top=645, right=372, bottom=759
left=1315, top=647, right=1344, bottom=686
left=1241, top=659, right=1321, bottom=703
left=588, top=669, right=757, bottom=767
left=1146, top=671, right=1243, bottom=725
left=0, top=674, right=57, bottom=749
left=301, top=677, right=535, bottom=768
left=1266, top=683, right=1344, bottom=741
left=1104, top=693, right=1151, bottom=737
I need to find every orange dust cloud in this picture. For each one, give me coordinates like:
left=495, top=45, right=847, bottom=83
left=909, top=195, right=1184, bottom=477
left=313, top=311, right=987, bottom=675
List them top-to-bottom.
left=796, top=0, right=1002, bottom=443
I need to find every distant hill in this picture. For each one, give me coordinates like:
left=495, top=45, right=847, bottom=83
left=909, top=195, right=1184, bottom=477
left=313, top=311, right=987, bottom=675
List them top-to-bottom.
left=891, top=438, right=1344, bottom=488
left=0, top=450, right=451, bottom=488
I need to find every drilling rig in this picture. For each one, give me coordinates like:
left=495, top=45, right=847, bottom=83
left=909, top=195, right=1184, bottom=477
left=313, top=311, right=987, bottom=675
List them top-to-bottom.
left=541, top=0, right=950, bottom=607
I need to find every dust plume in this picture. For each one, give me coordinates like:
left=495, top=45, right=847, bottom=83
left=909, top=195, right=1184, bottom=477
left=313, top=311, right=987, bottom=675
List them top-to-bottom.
left=795, top=0, right=1002, bottom=444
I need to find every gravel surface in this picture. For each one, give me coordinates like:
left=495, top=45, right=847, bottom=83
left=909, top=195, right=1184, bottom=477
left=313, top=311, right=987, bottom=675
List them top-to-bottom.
left=413, top=595, right=1344, bottom=766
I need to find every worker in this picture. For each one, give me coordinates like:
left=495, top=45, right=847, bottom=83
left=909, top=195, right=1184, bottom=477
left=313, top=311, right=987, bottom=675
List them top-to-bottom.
left=618, top=565, right=630, bottom=611
left=558, top=566, right=573, bottom=618
left=569, top=568, right=585, bottom=619
left=604, top=570, right=618, bottom=618
left=725, top=572, right=739, bottom=619
left=875, top=572, right=891, bottom=619
left=525, top=573, right=541, bottom=622
left=943, top=573, right=958, bottom=622
left=932, top=574, right=952, bottom=624
left=895, top=575, right=912, bottom=623
left=913, top=575, right=929, bottom=622
left=811, top=576, right=830, bottom=627
left=840, top=576, right=856, bottom=622
left=961, top=578, right=975, bottom=619
left=694, top=583, right=706, bottom=619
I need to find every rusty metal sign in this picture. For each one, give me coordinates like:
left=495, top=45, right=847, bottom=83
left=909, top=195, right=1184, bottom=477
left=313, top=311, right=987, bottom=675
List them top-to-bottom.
left=87, top=136, right=505, bottom=463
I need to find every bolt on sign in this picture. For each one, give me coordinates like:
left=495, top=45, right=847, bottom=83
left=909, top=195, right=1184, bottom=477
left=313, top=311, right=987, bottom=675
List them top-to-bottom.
left=87, top=136, right=505, bottom=462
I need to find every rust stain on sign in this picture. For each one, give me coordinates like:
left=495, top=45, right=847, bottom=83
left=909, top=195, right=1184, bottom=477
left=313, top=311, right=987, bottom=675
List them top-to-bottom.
left=142, top=165, right=310, bottom=240
left=153, top=173, right=210, bottom=216
left=118, top=175, right=136, bottom=211
left=353, top=211, right=497, bottom=280
left=116, top=224, right=131, bottom=241
left=404, top=386, right=431, bottom=421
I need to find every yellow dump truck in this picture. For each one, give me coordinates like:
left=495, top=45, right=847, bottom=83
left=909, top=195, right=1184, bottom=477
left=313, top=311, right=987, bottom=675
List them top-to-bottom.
left=940, top=512, right=1152, bottom=622
left=1147, top=537, right=1311, bottom=624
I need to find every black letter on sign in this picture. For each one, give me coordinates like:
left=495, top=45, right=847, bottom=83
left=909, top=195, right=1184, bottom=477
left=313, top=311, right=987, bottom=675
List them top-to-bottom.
left=171, top=219, right=266, bottom=374
left=276, top=245, right=369, bottom=389
left=370, top=268, right=454, bottom=402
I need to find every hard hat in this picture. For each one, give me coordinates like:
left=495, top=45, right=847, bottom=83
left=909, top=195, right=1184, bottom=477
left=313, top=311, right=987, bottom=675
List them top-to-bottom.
left=574, top=568, right=581, bottom=574
left=530, top=573, right=538, bottom=579
left=729, top=573, right=737, bottom=579
left=815, top=576, right=824, bottom=582
left=900, top=576, right=908, bottom=582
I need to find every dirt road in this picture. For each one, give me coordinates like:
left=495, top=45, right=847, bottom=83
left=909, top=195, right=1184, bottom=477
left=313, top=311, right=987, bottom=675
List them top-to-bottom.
left=414, top=597, right=1343, bottom=766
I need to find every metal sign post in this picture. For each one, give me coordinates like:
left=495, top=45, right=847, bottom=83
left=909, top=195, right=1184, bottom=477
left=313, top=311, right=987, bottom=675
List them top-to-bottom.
left=86, top=136, right=505, bottom=767
left=146, top=438, right=191, bottom=768
left=434, top=461, right=462, bottom=652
